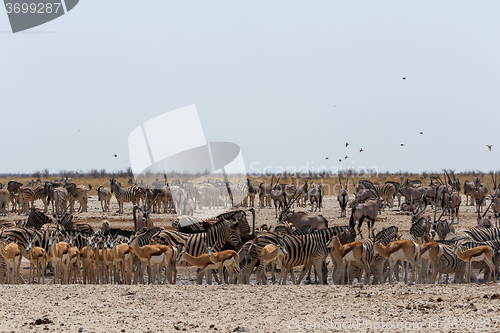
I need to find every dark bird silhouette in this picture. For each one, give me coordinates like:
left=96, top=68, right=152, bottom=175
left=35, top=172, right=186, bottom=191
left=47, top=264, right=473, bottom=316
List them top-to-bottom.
left=402, top=77, right=406, bottom=80
left=420, top=132, right=423, bottom=135
left=345, top=142, right=349, bottom=147
left=400, top=144, right=404, bottom=147
left=487, top=145, right=492, bottom=151
left=359, top=148, right=363, bottom=153
left=114, top=154, right=118, bottom=158
left=345, top=156, right=348, bottom=160
left=325, top=157, right=329, bottom=160
left=339, top=159, right=342, bottom=162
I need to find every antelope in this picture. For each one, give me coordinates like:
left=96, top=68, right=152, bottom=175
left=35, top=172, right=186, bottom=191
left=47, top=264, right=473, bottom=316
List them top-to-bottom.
left=337, top=176, right=348, bottom=217
left=474, top=178, right=488, bottom=214
left=401, top=179, right=427, bottom=210
left=306, top=184, right=323, bottom=212
left=270, top=185, right=287, bottom=218
left=0, top=187, right=9, bottom=216
left=443, top=187, right=461, bottom=223
left=349, top=195, right=383, bottom=239
left=280, top=211, right=328, bottom=230
left=128, top=235, right=166, bottom=284
left=327, top=235, right=370, bottom=285
left=48, top=236, right=70, bottom=284
left=63, top=236, right=81, bottom=284
left=80, top=236, right=95, bottom=284
left=26, top=237, right=47, bottom=284
left=109, top=239, right=135, bottom=285
left=374, top=240, right=421, bottom=284
left=418, top=240, right=443, bottom=284
left=0, top=241, right=22, bottom=284
left=259, top=241, right=288, bottom=285
left=149, top=243, right=177, bottom=284
left=206, top=244, right=242, bottom=284
left=452, top=244, right=496, bottom=283
left=177, top=251, right=219, bottom=284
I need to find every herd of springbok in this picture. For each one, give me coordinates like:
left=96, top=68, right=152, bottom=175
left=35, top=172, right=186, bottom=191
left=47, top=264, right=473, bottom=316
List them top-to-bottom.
left=0, top=171, right=499, bottom=286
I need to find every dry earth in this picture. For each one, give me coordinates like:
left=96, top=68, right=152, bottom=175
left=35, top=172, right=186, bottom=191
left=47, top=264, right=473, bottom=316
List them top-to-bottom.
left=0, top=193, right=497, bottom=332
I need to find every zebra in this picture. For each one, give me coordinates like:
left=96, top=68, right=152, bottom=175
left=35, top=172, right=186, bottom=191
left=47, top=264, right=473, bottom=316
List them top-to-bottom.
left=110, top=179, right=137, bottom=214
left=359, top=180, right=396, bottom=208
left=33, top=184, right=48, bottom=213
left=74, top=185, right=91, bottom=213
left=198, top=185, right=222, bottom=210
left=18, top=186, right=36, bottom=214
left=97, top=186, right=112, bottom=212
left=23, top=209, right=53, bottom=230
left=152, top=219, right=241, bottom=284
left=243, top=226, right=352, bottom=285
left=462, top=227, right=500, bottom=242
left=436, top=244, right=478, bottom=283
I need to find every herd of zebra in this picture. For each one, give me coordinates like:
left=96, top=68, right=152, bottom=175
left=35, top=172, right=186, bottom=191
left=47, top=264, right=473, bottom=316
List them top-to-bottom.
left=0, top=171, right=500, bottom=286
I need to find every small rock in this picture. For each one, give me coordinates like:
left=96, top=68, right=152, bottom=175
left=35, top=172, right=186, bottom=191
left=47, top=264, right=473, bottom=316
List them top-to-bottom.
left=78, top=327, right=85, bottom=332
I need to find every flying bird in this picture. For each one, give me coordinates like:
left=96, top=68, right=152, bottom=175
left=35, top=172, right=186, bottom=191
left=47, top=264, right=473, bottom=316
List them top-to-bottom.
left=402, top=77, right=406, bottom=80
left=420, top=131, right=423, bottom=135
left=345, top=142, right=349, bottom=147
left=400, top=144, right=404, bottom=147
left=487, top=145, right=492, bottom=151
left=359, top=148, right=363, bottom=153
left=114, top=154, right=118, bottom=158
left=345, top=156, right=348, bottom=160
left=325, top=157, right=329, bottom=160
left=339, top=159, right=342, bottom=162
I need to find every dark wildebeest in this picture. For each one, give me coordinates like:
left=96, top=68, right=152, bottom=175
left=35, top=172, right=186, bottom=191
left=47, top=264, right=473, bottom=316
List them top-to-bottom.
left=349, top=196, right=384, bottom=239
left=281, top=211, right=328, bottom=230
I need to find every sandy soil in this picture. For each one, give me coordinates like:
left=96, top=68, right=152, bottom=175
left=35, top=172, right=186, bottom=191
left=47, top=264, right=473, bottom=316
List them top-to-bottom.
left=0, top=193, right=495, bottom=332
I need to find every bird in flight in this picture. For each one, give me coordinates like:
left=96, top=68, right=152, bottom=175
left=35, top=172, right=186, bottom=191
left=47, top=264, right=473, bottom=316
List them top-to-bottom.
left=402, top=77, right=406, bottom=80
left=420, top=131, right=423, bottom=135
left=345, top=142, right=349, bottom=147
left=400, top=144, right=404, bottom=147
left=487, top=145, right=492, bottom=151
left=359, top=148, right=363, bottom=153
left=114, top=154, right=118, bottom=158
left=345, top=156, right=348, bottom=160
left=325, top=157, right=329, bottom=160
left=338, top=159, right=342, bottom=162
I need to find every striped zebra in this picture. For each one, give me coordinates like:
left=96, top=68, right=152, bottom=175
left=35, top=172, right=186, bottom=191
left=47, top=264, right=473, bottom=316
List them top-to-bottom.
left=110, top=179, right=137, bottom=214
left=358, top=180, right=396, bottom=208
left=33, top=184, right=48, bottom=213
left=74, top=185, right=92, bottom=213
left=198, top=185, right=222, bottom=210
left=18, top=186, right=36, bottom=214
left=97, top=186, right=112, bottom=212
left=22, top=209, right=53, bottom=230
left=152, top=219, right=241, bottom=257
left=243, top=226, right=352, bottom=284
left=462, top=227, right=500, bottom=242
left=435, top=244, right=478, bottom=283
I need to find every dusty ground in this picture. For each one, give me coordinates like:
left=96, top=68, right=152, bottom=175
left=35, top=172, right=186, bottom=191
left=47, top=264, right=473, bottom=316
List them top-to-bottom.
left=0, top=193, right=495, bottom=332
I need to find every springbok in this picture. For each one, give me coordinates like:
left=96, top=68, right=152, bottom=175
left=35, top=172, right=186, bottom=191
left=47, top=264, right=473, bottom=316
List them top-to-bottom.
left=128, top=235, right=166, bottom=284
left=327, top=235, right=370, bottom=285
left=48, top=236, right=70, bottom=284
left=80, top=236, right=95, bottom=284
left=26, top=237, right=47, bottom=284
left=0, top=240, right=22, bottom=284
left=374, top=240, right=421, bottom=284
left=417, top=240, right=443, bottom=284
left=258, top=242, right=288, bottom=285
left=206, top=244, right=242, bottom=284
left=452, top=244, right=496, bottom=283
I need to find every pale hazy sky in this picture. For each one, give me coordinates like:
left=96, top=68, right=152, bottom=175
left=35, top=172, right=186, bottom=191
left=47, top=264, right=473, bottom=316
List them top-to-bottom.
left=1, top=1, right=499, bottom=175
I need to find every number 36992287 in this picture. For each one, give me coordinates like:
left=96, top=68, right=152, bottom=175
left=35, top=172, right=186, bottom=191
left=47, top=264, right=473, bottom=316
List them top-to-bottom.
left=5, top=3, right=62, bottom=14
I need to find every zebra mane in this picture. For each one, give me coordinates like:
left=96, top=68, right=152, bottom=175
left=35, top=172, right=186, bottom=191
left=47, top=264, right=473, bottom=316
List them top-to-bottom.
left=374, top=226, right=399, bottom=244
